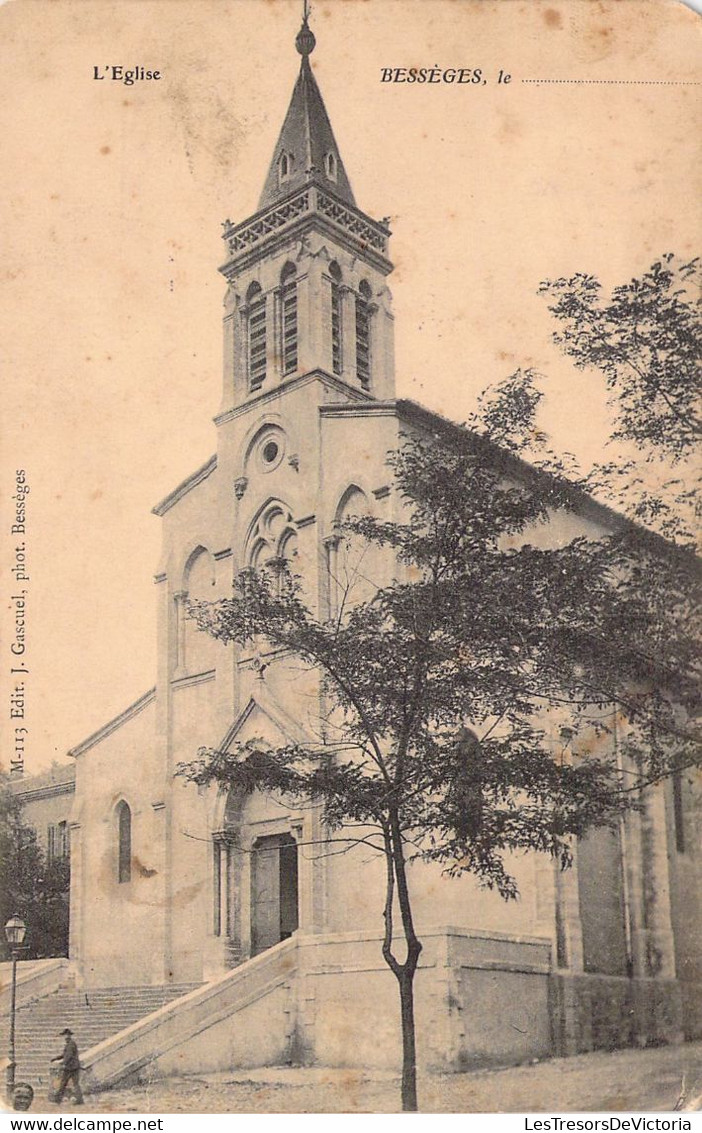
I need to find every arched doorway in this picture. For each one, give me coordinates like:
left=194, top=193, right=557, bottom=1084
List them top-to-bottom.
left=251, top=833, right=299, bottom=956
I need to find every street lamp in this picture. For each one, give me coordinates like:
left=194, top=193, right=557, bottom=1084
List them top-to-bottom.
left=5, top=915, right=26, bottom=1101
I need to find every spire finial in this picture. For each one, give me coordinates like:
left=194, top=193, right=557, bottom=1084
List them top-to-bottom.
left=296, top=1, right=315, bottom=57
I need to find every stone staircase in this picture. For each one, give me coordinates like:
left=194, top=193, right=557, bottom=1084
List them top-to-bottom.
left=12, top=985, right=198, bottom=1091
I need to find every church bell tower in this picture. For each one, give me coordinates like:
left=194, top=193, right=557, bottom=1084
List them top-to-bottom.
left=217, top=15, right=395, bottom=422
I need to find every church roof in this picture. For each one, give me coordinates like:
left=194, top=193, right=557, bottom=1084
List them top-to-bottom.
left=257, top=18, right=355, bottom=210
left=320, top=400, right=701, bottom=571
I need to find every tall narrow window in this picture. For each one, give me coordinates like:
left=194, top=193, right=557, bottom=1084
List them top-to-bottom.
left=330, top=262, right=342, bottom=376
left=280, top=263, right=298, bottom=376
left=356, top=280, right=372, bottom=390
left=247, top=283, right=267, bottom=390
left=673, top=767, right=685, bottom=853
left=117, top=800, right=132, bottom=884
left=58, top=820, right=69, bottom=859
left=47, top=825, right=56, bottom=863
left=213, top=839, right=222, bottom=937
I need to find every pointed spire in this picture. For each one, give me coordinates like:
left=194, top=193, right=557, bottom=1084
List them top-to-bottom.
left=257, top=13, right=355, bottom=211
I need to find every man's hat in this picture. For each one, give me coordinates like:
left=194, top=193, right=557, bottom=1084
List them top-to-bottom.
left=60, top=1028, right=72, bottom=1036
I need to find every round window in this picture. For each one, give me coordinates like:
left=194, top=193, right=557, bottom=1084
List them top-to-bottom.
left=250, top=427, right=286, bottom=474
left=262, top=440, right=279, bottom=465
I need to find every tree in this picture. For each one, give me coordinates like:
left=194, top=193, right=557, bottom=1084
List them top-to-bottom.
left=539, top=254, right=701, bottom=462
left=539, top=255, right=701, bottom=548
left=178, top=380, right=700, bottom=1111
left=0, top=775, right=70, bottom=961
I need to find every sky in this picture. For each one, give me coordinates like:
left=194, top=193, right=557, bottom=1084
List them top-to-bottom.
left=0, top=0, right=699, bottom=773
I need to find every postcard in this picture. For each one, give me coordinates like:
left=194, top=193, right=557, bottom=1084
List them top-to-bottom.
left=0, top=0, right=699, bottom=1117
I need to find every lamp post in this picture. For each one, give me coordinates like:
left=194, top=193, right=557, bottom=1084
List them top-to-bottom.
left=5, top=915, right=26, bottom=1101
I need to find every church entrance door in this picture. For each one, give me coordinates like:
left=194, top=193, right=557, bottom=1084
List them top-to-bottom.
left=251, top=833, right=299, bottom=956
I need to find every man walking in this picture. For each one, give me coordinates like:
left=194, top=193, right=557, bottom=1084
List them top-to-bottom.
left=51, top=1028, right=84, bottom=1105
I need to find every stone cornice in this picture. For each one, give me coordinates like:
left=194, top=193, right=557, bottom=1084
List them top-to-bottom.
left=220, top=182, right=392, bottom=278
left=222, top=211, right=393, bottom=280
left=214, top=370, right=371, bottom=428
left=318, top=399, right=399, bottom=420
left=152, top=455, right=217, bottom=517
left=171, top=670, right=216, bottom=691
left=68, top=688, right=156, bottom=758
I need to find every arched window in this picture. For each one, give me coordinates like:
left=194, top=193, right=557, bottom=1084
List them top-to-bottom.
left=325, top=152, right=337, bottom=181
left=329, top=262, right=342, bottom=376
left=280, top=263, right=298, bottom=376
left=356, top=280, right=372, bottom=389
left=246, top=282, right=267, bottom=390
left=328, top=486, right=376, bottom=615
left=248, top=502, right=298, bottom=571
left=182, top=548, right=218, bottom=675
left=117, top=801, right=131, bottom=884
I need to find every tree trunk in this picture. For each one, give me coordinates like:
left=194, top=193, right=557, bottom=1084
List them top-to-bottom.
left=380, top=817, right=422, bottom=1112
left=399, top=967, right=418, bottom=1111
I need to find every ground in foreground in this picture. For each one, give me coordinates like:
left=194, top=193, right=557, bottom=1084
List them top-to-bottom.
left=19, top=1041, right=702, bottom=1114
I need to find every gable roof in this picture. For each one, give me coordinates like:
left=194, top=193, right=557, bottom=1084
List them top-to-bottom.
left=152, top=455, right=217, bottom=518
left=68, top=688, right=156, bottom=758
left=218, top=694, right=310, bottom=752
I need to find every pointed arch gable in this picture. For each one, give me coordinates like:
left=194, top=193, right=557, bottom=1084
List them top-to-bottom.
left=220, top=694, right=308, bottom=753
left=209, top=695, right=311, bottom=831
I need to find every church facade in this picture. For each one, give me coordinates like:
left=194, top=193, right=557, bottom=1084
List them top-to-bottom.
left=18, top=18, right=700, bottom=1073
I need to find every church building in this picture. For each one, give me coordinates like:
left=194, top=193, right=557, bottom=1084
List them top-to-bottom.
left=12, top=15, right=700, bottom=1086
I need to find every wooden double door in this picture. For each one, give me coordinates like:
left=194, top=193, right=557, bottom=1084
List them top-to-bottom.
left=250, top=833, right=299, bottom=956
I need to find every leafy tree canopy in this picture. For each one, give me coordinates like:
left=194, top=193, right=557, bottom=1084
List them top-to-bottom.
left=539, top=254, right=701, bottom=462
left=539, top=255, right=701, bottom=548
left=0, top=775, right=70, bottom=961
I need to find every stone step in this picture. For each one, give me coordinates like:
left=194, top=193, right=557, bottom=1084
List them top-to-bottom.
left=11, top=984, right=200, bottom=1090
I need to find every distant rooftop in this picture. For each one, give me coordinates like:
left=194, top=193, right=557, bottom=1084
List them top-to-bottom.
left=10, top=763, right=76, bottom=800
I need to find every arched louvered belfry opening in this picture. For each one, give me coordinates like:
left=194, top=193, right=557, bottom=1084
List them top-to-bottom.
left=329, top=261, right=343, bottom=376
left=280, top=262, right=298, bottom=376
left=355, top=280, right=372, bottom=389
left=246, top=281, right=267, bottom=390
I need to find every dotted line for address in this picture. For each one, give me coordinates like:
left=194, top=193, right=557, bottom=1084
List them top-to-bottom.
left=522, top=78, right=700, bottom=85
